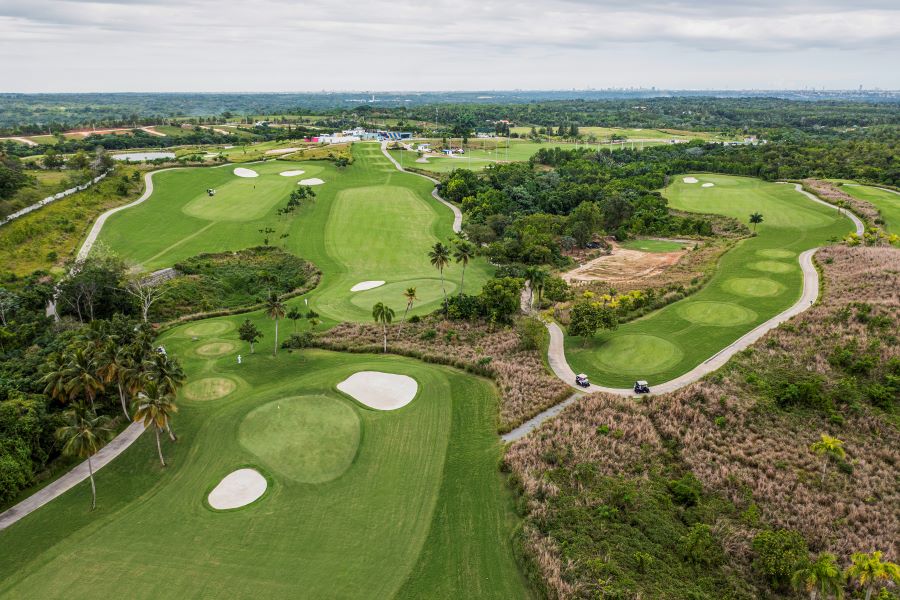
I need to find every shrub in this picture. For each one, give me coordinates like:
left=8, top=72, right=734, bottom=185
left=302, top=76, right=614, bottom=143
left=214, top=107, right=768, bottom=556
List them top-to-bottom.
left=517, top=317, right=547, bottom=351
left=668, top=473, right=703, bottom=507
left=751, top=529, right=809, bottom=588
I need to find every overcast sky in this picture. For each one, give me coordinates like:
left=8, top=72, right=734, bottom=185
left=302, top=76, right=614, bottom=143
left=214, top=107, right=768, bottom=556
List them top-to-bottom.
left=1, top=0, right=898, bottom=92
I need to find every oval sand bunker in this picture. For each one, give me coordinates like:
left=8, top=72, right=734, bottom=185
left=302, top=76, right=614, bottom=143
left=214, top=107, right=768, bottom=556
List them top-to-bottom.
left=233, top=167, right=259, bottom=178
left=280, top=170, right=305, bottom=177
left=683, top=177, right=699, bottom=184
left=299, top=178, right=325, bottom=186
left=701, top=183, right=715, bottom=188
left=350, top=280, right=385, bottom=292
left=337, top=372, right=418, bottom=410
left=208, top=468, right=266, bottom=510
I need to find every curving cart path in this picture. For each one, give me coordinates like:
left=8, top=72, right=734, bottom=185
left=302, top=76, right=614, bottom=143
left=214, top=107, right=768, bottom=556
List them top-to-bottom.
left=380, top=141, right=462, bottom=233
left=504, top=183, right=863, bottom=441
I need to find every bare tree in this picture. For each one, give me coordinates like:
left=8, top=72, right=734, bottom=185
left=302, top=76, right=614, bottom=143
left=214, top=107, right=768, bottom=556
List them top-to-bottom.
left=124, top=275, right=168, bottom=323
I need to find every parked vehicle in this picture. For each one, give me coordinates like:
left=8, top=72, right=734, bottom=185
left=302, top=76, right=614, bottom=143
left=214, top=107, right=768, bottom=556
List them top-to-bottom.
left=576, top=373, right=590, bottom=388
left=633, top=380, right=650, bottom=394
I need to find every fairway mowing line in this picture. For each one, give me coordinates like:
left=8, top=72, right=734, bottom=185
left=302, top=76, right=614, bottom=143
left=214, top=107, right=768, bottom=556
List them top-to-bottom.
left=506, top=182, right=864, bottom=442
left=142, top=221, right=217, bottom=267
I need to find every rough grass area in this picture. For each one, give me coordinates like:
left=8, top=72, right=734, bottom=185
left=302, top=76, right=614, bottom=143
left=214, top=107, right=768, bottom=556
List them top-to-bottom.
left=0, top=165, right=143, bottom=276
left=839, top=182, right=900, bottom=236
left=507, top=245, right=899, bottom=598
left=150, top=246, right=318, bottom=322
left=315, top=317, right=571, bottom=432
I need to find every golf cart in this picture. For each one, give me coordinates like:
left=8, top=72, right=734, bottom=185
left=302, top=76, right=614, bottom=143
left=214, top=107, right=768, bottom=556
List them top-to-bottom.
left=207, top=188, right=216, bottom=197
left=575, top=373, right=590, bottom=388
left=633, top=380, right=650, bottom=394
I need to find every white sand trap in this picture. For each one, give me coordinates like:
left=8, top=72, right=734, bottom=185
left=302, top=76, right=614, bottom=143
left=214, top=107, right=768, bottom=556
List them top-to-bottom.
left=265, top=147, right=300, bottom=156
left=415, top=157, right=429, bottom=163
left=234, top=167, right=259, bottom=178
left=279, top=170, right=305, bottom=177
left=683, top=177, right=699, bottom=184
left=299, top=178, right=325, bottom=186
left=702, top=182, right=715, bottom=188
left=350, top=280, right=385, bottom=292
left=337, top=371, right=418, bottom=410
left=208, top=468, right=266, bottom=510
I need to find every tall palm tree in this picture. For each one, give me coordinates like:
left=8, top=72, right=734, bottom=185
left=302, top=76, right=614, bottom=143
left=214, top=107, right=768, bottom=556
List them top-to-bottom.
left=750, top=212, right=764, bottom=231
left=453, top=241, right=474, bottom=296
left=428, top=242, right=451, bottom=308
left=524, top=266, right=542, bottom=309
left=532, top=268, right=548, bottom=307
left=400, top=287, right=418, bottom=333
left=265, top=292, right=286, bottom=355
left=372, top=302, right=395, bottom=353
left=97, top=344, right=133, bottom=419
left=62, top=345, right=105, bottom=410
left=41, top=351, right=69, bottom=405
left=149, top=352, right=185, bottom=440
left=132, top=382, right=178, bottom=467
left=56, top=404, right=114, bottom=510
left=810, top=434, right=845, bottom=481
left=846, top=551, right=900, bottom=600
left=792, top=553, right=845, bottom=600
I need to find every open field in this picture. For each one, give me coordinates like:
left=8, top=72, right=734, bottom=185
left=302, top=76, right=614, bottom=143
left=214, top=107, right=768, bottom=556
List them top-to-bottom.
left=97, top=143, right=491, bottom=322
left=565, top=174, right=855, bottom=387
left=840, top=184, right=900, bottom=234
left=619, top=238, right=691, bottom=253
left=0, top=330, right=531, bottom=598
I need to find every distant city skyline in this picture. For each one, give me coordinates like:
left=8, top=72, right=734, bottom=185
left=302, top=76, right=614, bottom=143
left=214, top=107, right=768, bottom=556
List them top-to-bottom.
left=1, top=0, right=898, bottom=92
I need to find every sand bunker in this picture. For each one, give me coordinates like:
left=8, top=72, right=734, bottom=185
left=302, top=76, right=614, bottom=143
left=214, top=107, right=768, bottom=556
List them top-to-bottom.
left=265, top=147, right=300, bottom=156
left=234, top=168, right=259, bottom=178
left=279, top=170, right=305, bottom=177
left=683, top=177, right=699, bottom=184
left=299, top=178, right=325, bottom=186
left=702, top=183, right=715, bottom=188
left=563, top=242, right=686, bottom=284
left=350, top=280, right=385, bottom=292
left=337, top=372, right=418, bottom=410
left=208, top=468, right=267, bottom=510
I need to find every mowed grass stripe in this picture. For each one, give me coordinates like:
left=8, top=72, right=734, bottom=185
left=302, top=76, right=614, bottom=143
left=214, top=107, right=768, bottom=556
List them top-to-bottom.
left=566, top=174, right=855, bottom=387
left=841, top=184, right=900, bottom=235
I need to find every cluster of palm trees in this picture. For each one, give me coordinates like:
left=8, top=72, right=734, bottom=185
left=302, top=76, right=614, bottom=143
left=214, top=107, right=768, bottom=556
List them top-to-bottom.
left=428, top=239, right=474, bottom=307
left=42, top=319, right=184, bottom=509
left=791, top=550, right=899, bottom=600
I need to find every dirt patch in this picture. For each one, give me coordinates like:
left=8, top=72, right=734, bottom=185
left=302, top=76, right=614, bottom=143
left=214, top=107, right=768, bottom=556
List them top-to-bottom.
left=563, top=242, right=686, bottom=283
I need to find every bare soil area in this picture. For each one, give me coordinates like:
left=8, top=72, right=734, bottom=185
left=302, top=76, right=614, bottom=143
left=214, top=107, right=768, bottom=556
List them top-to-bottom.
left=563, top=241, right=686, bottom=284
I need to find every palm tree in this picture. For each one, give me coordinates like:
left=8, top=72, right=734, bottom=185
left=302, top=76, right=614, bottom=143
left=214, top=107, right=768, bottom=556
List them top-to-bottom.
left=750, top=212, right=764, bottom=231
left=453, top=241, right=474, bottom=296
left=428, top=242, right=451, bottom=308
left=524, top=266, right=545, bottom=309
left=532, top=268, right=548, bottom=307
left=400, top=287, right=418, bottom=333
left=265, top=292, right=286, bottom=355
left=372, top=302, right=395, bottom=353
left=287, top=307, right=302, bottom=332
left=97, top=344, right=134, bottom=419
left=62, top=345, right=105, bottom=410
left=41, top=351, right=69, bottom=405
left=149, top=352, right=185, bottom=440
left=132, top=382, right=178, bottom=467
left=56, top=404, right=114, bottom=510
left=810, top=434, right=845, bottom=481
left=846, top=551, right=900, bottom=600
left=792, top=553, right=845, bottom=600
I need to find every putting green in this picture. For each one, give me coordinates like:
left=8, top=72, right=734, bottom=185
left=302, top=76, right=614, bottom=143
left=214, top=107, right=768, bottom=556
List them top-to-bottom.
left=97, top=143, right=491, bottom=322
left=567, top=174, right=855, bottom=386
left=756, top=249, right=795, bottom=259
left=750, top=260, right=794, bottom=274
left=723, top=278, right=784, bottom=298
left=677, top=301, right=756, bottom=326
left=184, top=321, right=234, bottom=337
left=593, top=334, right=683, bottom=375
left=194, top=341, right=236, bottom=357
left=183, top=377, right=237, bottom=401
left=238, top=396, right=360, bottom=484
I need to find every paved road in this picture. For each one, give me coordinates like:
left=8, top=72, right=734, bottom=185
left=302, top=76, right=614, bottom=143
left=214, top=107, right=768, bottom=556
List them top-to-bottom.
left=380, top=141, right=462, bottom=233
left=505, top=183, right=863, bottom=441
left=0, top=422, right=145, bottom=530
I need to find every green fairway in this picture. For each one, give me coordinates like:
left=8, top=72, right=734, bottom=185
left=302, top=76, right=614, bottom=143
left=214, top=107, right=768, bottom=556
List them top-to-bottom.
left=97, top=143, right=490, bottom=322
left=566, top=174, right=855, bottom=387
left=840, top=184, right=900, bottom=235
left=619, top=239, right=689, bottom=253
left=0, top=314, right=531, bottom=599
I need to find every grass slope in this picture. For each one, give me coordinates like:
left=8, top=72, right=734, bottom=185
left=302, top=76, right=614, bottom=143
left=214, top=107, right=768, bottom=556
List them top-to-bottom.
left=97, top=143, right=490, bottom=322
left=566, top=174, right=854, bottom=387
left=841, top=184, right=900, bottom=234
left=0, top=315, right=530, bottom=598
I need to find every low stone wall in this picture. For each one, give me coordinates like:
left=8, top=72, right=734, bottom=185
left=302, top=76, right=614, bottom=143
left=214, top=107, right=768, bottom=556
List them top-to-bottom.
left=0, top=170, right=110, bottom=227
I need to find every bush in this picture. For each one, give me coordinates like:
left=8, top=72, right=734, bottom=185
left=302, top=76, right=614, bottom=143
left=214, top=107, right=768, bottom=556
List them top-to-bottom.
left=517, top=317, right=547, bottom=351
left=282, top=332, right=314, bottom=349
left=668, top=473, right=703, bottom=506
left=751, top=529, right=809, bottom=588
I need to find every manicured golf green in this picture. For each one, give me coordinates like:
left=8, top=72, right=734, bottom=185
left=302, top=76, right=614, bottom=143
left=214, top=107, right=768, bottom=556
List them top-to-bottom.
left=97, top=143, right=491, bottom=322
left=566, top=174, right=855, bottom=387
left=840, top=184, right=900, bottom=235
left=619, top=239, right=689, bottom=253
left=0, top=312, right=532, bottom=599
